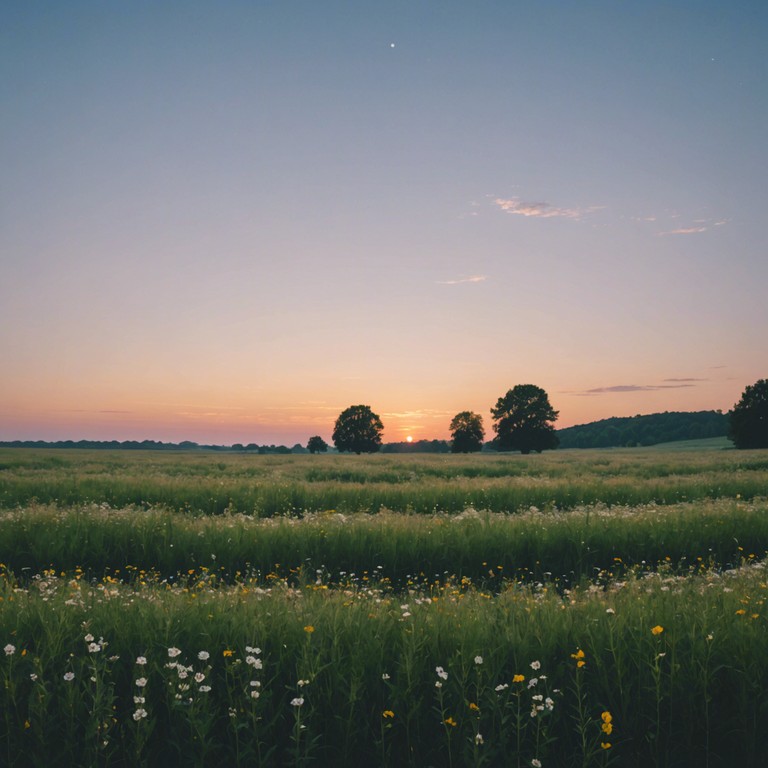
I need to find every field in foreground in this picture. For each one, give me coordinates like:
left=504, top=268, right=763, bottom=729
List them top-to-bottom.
left=0, top=447, right=767, bottom=767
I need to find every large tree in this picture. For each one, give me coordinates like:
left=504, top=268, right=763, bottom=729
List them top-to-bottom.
left=728, top=379, right=768, bottom=449
left=491, top=384, right=559, bottom=454
left=332, top=405, right=384, bottom=454
left=449, top=411, right=485, bottom=453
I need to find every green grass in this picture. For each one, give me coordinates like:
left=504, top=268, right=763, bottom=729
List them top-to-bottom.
left=2, top=447, right=768, bottom=765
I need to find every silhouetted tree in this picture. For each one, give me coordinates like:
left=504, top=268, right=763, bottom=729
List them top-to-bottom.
left=729, top=379, right=768, bottom=449
left=491, top=384, right=559, bottom=454
left=332, top=405, right=384, bottom=454
left=449, top=411, right=485, bottom=453
left=307, top=436, right=328, bottom=454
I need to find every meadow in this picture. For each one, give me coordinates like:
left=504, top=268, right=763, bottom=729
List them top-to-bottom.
left=0, top=446, right=767, bottom=767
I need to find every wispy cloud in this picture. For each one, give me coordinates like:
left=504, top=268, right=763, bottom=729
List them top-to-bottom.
left=493, top=197, right=602, bottom=220
left=659, top=226, right=708, bottom=236
left=437, top=275, right=487, bottom=285
left=569, top=382, right=699, bottom=396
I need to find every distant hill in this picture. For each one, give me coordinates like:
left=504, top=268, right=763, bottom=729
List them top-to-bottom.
left=557, top=410, right=728, bottom=449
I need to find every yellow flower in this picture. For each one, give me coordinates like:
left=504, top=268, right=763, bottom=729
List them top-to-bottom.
left=735, top=609, right=746, bottom=616
left=304, top=625, right=315, bottom=634
left=651, top=625, right=664, bottom=636
left=223, top=649, right=234, bottom=657
left=576, top=660, right=586, bottom=668
left=512, top=674, right=525, bottom=683
left=469, top=702, right=480, bottom=711
left=382, top=710, right=394, bottom=719
left=601, top=711, right=612, bottom=723
left=444, top=716, right=457, bottom=727
left=602, top=722, right=613, bottom=735
left=601, top=742, right=612, bottom=750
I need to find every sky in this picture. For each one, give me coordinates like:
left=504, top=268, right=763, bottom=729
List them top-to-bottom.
left=1, top=1, right=766, bottom=446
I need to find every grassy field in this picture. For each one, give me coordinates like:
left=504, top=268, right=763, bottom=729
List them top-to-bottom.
left=0, top=446, right=767, bottom=766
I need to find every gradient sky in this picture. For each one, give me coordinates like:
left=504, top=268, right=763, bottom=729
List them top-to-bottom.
left=2, top=1, right=766, bottom=445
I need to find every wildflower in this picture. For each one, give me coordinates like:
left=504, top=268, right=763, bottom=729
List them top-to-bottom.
left=606, top=608, right=615, bottom=614
left=735, top=609, right=746, bottom=616
left=304, top=625, right=315, bottom=634
left=651, top=625, right=664, bottom=636
left=84, top=634, right=94, bottom=643
left=88, top=642, right=101, bottom=653
left=3, top=644, right=15, bottom=656
left=245, top=646, right=261, bottom=654
left=167, top=647, right=182, bottom=658
left=223, top=649, right=234, bottom=657
left=197, top=651, right=210, bottom=661
left=474, top=655, right=483, bottom=665
left=135, top=656, right=147, bottom=666
left=246, top=656, right=262, bottom=669
left=530, top=660, right=541, bottom=670
left=436, top=666, right=448, bottom=680
left=63, top=672, right=75, bottom=682
left=194, top=672, right=206, bottom=684
left=29, top=673, right=38, bottom=682
left=381, top=673, right=391, bottom=681
left=512, top=674, right=525, bottom=683
left=135, top=677, right=147, bottom=688
left=528, top=677, right=539, bottom=689
left=297, top=679, right=309, bottom=687
left=435, top=681, right=443, bottom=688
left=495, top=683, right=509, bottom=691
left=199, top=685, right=211, bottom=692
left=250, top=690, right=260, bottom=699
left=133, top=696, right=145, bottom=704
left=290, top=697, right=304, bottom=707
left=544, top=697, right=554, bottom=711
left=469, top=702, right=480, bottom=711
left=133, top=708, right=148, bottom=721
left=382, top=710, right=394, bottom=718
left=601, top=711, right=612, bottom=723
left=444, top=716, right=457, bottom=727
left=475, top=733, right=484, bottom=745
left=601, top=742, right=612, bottom=750
left=532, top=760, right=542, bottom=768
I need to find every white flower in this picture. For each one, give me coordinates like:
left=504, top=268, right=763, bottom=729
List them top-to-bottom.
left=606, top=608, right=616, bottom=615
left=84, top=634, right=94, bottom=643
left=88, top=643, right=101, bottom=653
left=3, top=644, right=15, bottom=656
left=245, top=646, right=261, bottom=654
left=167, top=647, right=182, bottom=658
left=197, top=651, right=210, bottom=661
left=135, top=656, right=147, bottom=666
left=246, top=656, right=262, bottom=669
left=474, top=656, right=483, bottom=665
left=530, top=660, right=541, bottom=671
left=435, top=666, right=448, bottom=680
left=177, top=668, right=189, bottom=680
left=63, top=672, right=75, bottom=682
left=194, top=672, right=206, bottom=684
left=30, top=673, right=38, bottom=682
left=381, top=673, right=391, bottom=681
left=135, top=677, right=147, bottom=688
left=527, top=677, right=538, bottom=689
left=297, top=679, right=309, bottom=687
left=249, top=680, right=261, bottom=687
left=435, top=681, right=443, bottom=688
left=495, top=683, right=509, bottom=692
left=199, top=685, right=211, bottom=692
left=250, top=690, right=260, bottom=699
left=134, top=696, right=145, bottom=704
left=290, top=697, right=304, bottom=707
left=545, top=697, right=554, bottom=711
left=133, top=708, right=148, bottom=721
left=475, top=733, right=484, bottom=745
left=532, top=760, right=542, bottom=768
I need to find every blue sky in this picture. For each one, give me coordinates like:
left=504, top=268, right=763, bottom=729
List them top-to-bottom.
left=1, top=1, right=766, bottom=444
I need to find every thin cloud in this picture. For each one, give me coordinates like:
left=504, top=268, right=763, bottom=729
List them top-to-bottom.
left=493, top=197, right=602, bottom=220
left=659, top=226, right=708, bottom=236
left=437, top=275, right=487, bottom=285
left=663, top=378, right=708, bottom=383
left=569, top=383, right=698, bottom=396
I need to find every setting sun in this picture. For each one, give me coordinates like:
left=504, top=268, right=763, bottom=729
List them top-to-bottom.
left=406, top=435, right=413, bottom=443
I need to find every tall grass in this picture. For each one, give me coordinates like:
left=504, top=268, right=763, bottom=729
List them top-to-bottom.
left=1, top=448, right=767, bottom=515
left=0, top=498, right=766, bottom=587
left=1, top=559, right=767, bottom=766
